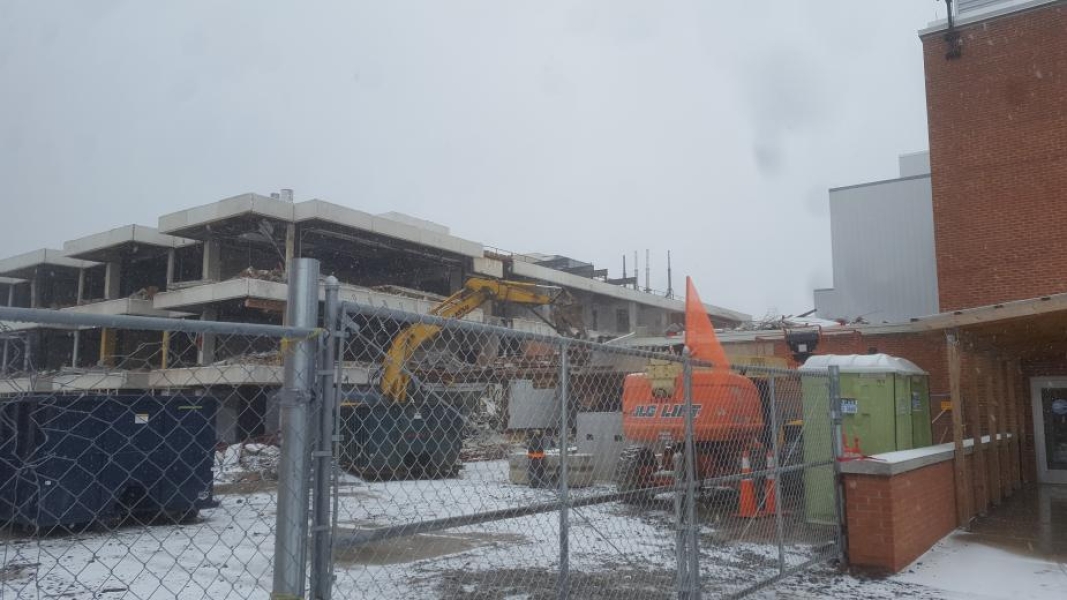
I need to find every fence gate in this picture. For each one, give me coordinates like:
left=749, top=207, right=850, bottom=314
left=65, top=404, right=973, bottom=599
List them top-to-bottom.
left=320, top=298, right=843, bottom=599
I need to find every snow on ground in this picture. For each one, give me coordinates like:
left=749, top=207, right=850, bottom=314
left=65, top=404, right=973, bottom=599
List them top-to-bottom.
left=10, top=458, right=1020, bottom=600
left=2, top=488, right=278, bottom=599
left=752, top=529, right=1067, bottom=600
left=895, top=530, right=1067, bottom=600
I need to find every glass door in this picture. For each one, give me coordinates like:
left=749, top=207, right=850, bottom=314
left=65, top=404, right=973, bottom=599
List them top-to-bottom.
left=1031, top=379, right=1067, bottom=485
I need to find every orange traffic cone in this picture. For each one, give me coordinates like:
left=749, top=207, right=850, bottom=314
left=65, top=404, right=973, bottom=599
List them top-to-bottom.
left=735, top=450, right=760, bottom=518
left=760, top=450, right=778, bottom=517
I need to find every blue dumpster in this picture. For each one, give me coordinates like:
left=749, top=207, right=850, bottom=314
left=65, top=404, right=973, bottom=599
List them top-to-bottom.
left=0, top=394, right=217, bottom=530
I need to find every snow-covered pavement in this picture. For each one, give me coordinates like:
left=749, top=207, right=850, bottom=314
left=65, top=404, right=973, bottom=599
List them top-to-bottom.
left=17, top=457, right=1036, bottom=599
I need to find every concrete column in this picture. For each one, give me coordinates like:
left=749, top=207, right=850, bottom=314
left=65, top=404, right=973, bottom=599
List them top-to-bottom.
left=285, top=223, right=296, bottom=273
left=202, top=240, right=221, bottom=281
left=166, top=249, right=176, bottom=287
left=104, top=262, right=122, bottom=300
left=76, top=268, right=85, bottom=305
left=29, top=273, right=38, bottom=309
left=6, top=284, right=13, bottom=307
left=628, top=302, right=638, bottom=334
left=197, top=307, right=218, bottom=365
left=99, top=328, right=117, bottom=368
left=71, top=330, right=80, bottom=368
left=2, top=337, right=9, bottom=375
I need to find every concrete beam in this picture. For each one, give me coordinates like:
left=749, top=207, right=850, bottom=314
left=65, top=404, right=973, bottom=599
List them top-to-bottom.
left=158, top=193, right=297, bottom=237
left=295, top=199, right=484, bottom=258
left=63, top=224, right=193, bottom=261
left=0, top=249, right=96, bottom=279
left=473, top=257, right=504, bottom=279
left=510, top=260, right=749, bottom=323
left=152, top=278, right=486, bottom=319
left=63, top=298, right=193, bottom=318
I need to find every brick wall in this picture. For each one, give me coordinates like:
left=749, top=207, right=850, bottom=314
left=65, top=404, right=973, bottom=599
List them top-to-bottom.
left=922, top=2, right=1067, bottom=311
left=844, top=459, right=960, bottom=572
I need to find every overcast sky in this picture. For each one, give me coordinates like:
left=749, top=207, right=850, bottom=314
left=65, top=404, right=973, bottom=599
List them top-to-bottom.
left=0, top=1, right=942, bottom=318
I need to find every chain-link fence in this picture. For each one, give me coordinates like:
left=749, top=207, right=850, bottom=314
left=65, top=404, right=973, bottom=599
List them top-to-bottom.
left=1, top=259, right=843, bottom=600
left=0, top=260, right=324, bottom=600
left=328, top=300, right=843, bottom=599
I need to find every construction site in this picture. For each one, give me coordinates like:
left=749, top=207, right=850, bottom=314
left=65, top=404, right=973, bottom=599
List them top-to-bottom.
left=5, top=1, right=1067, bottom=599
left=0, top=191, right=749, bottom=445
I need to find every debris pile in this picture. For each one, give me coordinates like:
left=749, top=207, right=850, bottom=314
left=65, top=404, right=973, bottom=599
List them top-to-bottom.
left=232, top=266, right=286, bottom=283
left=371, top=285, right=446, bottom=303
left=128, top=286, right=160, bottom=300
left=733, top=312, right=846, bottom=332
left=460, top=385, right=514, bottom=462
left=461, top=429, right=513, bottom=462
left=214, top=442, right=281, bottom=484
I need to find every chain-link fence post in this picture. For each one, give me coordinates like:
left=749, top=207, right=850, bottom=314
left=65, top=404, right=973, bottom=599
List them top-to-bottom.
left=272, top=258, right=321, bottom=600
left=310, top=275, right=340, bottom=600
left=557, top=340, right=570, bottom=600
left=682, top=348, right=701, bottom=600
left=828, top=364, right=848, bottom=565
left=769, top=375, right=786, bottom=575
left=673, top=450, right=688, bottom=598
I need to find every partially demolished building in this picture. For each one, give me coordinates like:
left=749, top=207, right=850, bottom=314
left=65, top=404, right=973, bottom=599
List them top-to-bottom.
left=0, top=191, right=748, bottom=440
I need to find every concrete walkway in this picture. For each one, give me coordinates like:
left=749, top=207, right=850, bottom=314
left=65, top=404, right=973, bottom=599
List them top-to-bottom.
left=762, top=485, right=1067, bottom=599
left=895, top=485, right=1067, bottom=599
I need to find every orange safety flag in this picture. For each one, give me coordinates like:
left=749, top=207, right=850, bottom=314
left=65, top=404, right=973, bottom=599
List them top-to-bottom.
left=685, top=276, right=730, bottom=369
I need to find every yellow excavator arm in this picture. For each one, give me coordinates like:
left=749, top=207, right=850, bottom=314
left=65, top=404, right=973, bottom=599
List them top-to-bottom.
left=380, top=277, right=565, bottom=402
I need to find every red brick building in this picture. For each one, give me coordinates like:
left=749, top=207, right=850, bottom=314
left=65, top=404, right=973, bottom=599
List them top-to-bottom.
left=924, top=0, right=1067, bottom=312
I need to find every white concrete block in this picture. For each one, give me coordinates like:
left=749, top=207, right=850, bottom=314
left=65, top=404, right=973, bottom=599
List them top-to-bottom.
left=472, top=257, right=504, bottom=279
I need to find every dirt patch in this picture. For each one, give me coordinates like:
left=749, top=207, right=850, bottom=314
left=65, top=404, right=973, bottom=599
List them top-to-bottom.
left=336, top=531, right=526, bottom=566
left=0, top=561, right=38, bottom=583
left=433, top=565, right=676, bottom=600
left=761, top=565, right=951, bottom=600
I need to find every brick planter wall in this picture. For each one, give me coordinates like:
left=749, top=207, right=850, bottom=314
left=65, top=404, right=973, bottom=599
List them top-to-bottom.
left=839, top=439, right=1009, bottom=573
left=844, top=460, right=958, bottom=572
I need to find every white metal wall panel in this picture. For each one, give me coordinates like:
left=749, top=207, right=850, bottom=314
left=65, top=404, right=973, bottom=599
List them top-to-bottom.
left=815, top=175, right=938, bottom=324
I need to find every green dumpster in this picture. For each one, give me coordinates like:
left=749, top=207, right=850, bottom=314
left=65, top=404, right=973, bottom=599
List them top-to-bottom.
left=799, top=354, right=932, bottom=524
